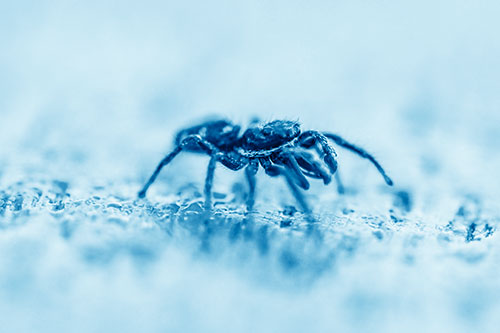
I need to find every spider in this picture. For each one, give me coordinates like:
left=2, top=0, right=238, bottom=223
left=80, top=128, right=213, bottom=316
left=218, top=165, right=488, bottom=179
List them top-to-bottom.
left=138, top=119, right=393, bottom=215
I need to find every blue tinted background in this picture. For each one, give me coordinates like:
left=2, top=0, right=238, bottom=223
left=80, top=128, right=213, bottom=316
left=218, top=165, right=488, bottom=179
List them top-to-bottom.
left=1, top=1, right=499, bottom=332
left=2, top=1, right=499, bottom=187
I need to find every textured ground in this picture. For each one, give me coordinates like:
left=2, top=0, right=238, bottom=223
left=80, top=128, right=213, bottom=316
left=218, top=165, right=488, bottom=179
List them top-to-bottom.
left=1, top=1, right=500, bottom=332
left=1, top=138, right=499, bottom=332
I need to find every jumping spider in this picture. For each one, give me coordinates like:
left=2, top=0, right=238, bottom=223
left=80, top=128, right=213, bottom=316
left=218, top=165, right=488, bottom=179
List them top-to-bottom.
left=138, top=119, right=393, bottom=215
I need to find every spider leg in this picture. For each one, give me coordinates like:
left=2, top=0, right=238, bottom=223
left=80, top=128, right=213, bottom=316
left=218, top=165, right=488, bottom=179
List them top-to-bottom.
left=298, top=131, right=338, bottom=174
left=323, top=132, right=393, bottom=186
left=138, top=135, right=217, bottom=198
left=138, top=146, right=182, bottom=198
left=294, top=149, right=332, bottom=185
left=295, top=149, right=344, bottom=193
left=274, top=151, right=310, bottom=190
left=204, top=153, right=218, bottom=210
left=259, top=157, right=311, bottom=216
left=245, top=159, right=259, bottom=211
left=281, top=167, right=311, bottom=216
left=334, top=170, right=345, bottom=194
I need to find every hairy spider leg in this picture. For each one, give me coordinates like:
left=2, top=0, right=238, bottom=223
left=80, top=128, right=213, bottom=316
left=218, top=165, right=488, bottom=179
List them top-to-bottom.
left=298, top=131, right=338, bottom=174
left=323, top=133, right=394, bottom=186
left=138, top=135, right=217, bottom=199
left=298, top=138, right=345, bottom=194
left=138, top=146, right=182, bottom=198
left=294, top=149, right=332, bottom=185
left=201, top=150, right=250, bottom=210
left=273, top=150, right=310, bottom=190
left=204, top=153, right=218, bottom=210
left=258, top=157, right=312, bottom=218
left=244, top=159, right=259, bottom=211
left=334, top=171, right=345, bottom=194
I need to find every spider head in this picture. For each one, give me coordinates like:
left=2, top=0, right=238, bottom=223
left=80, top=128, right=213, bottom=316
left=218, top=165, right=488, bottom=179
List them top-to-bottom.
left=241, top=120, right=301, bottom=150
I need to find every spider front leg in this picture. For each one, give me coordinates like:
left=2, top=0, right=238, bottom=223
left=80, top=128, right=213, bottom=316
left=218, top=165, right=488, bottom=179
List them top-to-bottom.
left=298, top=131, right=338, bottom=174
left=323, top=132, right=393, bottom=186
left=138, top=134, right=217, bottom=199
left=294, top=149, right=332, bottom=185
left=272, top=150, right=310, bottom=190
left=259, top=157, right=312, bottom=219
left=334, top=171, right=345, bottom=194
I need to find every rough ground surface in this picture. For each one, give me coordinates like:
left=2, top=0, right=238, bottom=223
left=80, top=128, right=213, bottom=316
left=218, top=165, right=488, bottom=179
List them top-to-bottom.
left=1, top=1, right=500, bottom=332
left=1, top=139, right=499, bottom=332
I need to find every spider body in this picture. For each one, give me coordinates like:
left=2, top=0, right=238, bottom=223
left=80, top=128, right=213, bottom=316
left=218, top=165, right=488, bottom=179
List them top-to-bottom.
left=138, top=118, right=393, bottom=217
left=174, top=120, right=241, bottom=152
left=240, top=120, right=301, bottom=151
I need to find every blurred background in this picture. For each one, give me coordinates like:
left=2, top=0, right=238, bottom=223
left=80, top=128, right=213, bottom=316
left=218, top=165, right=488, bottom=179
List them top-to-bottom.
left=1, top=0, right=499, bottom=186
left=1, top=1, right=499, bottom=332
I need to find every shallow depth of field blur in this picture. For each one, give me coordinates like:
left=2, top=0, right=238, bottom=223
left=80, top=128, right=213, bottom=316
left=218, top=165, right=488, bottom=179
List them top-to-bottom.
left=1, top=1, right=500, bottom=332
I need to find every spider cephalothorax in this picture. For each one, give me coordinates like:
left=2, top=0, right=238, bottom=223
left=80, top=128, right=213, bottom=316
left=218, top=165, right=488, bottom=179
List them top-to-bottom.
left=138, top=118, right=393, bottom=216
left=240, top=120, right=301, bottom=151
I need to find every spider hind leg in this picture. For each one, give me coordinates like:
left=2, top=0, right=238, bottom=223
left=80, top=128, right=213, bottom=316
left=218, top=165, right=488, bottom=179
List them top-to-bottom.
left=138, top=135, right=218, bottom=200
left=138, top=146, right=183, bottom=198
